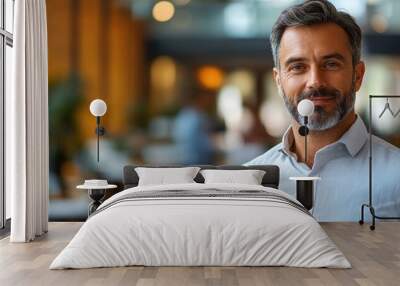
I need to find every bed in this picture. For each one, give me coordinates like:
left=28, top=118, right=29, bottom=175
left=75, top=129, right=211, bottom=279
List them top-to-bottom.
left=50, top=165, right=350, bottom=269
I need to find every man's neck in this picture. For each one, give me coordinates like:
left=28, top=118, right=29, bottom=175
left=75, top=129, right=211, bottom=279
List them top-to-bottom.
left=290, top=112, right=357, bottom=168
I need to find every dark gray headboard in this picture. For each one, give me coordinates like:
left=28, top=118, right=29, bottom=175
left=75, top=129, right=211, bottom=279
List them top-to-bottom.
left=123, top=165, right=280, bottom=189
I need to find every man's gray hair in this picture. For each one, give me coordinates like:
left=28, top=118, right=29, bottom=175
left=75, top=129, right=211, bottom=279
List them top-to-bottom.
left=270, top=0, right=362, bottom=68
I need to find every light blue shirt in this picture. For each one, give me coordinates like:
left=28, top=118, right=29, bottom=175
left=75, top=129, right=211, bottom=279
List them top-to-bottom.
left=245, top=116, right=400, bottom=221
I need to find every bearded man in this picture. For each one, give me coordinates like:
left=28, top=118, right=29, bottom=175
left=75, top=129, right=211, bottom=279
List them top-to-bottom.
left=245, top=0, right=400, bottom=221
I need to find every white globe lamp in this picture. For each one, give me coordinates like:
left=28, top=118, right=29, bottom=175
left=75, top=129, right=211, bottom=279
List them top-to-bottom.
left=89, top=99, right=107, bottom=162
left=90, top=99, right=107, bottom=117
left=297, top=99, right=314, bottom=117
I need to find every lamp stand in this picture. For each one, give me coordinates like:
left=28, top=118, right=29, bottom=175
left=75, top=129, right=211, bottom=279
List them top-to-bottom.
left=95, top=116, right=105, bottom=162
left=298, top=116, right=309, bottom=164
left=304, top=116, right=308, bottom=164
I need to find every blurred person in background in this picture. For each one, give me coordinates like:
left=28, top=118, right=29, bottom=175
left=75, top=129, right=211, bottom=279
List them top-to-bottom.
left=245, top=0, right=400, bottom=221
left=172, top=89, right=217, bottom=165
left=225, top=100, right=275, bottom=165
left=241, top=100, right=274, bottom=147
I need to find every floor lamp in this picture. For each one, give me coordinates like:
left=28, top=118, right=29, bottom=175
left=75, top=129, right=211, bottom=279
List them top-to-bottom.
left=290, top=99, right=320, bottom=211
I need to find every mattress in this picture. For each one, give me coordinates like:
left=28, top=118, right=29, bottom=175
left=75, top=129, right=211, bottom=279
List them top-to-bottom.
left=50, top=183, right=350, bottom=269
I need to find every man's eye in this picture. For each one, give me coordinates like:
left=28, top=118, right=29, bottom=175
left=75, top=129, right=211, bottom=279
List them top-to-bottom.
left=325, top=61, right=340, bottom=69
left=289, top=64, right=305, bottom=72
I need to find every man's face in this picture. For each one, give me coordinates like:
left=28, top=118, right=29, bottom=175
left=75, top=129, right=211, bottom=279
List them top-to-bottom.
left=273, top=23, right=365, bottom=130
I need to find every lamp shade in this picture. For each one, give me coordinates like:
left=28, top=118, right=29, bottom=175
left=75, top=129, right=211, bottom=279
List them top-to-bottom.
left=90, top=99, right=107, bottom=117
left=297, top=99, right=314, bottom=117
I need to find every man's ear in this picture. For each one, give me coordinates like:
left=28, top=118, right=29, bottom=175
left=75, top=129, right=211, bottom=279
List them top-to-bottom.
left=354, top=61, right=365, bottom=92
left=273, top=67, right=281, bottom=89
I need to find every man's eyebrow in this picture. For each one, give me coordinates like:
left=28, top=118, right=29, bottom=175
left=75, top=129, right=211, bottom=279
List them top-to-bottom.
left=282, top=53, right=347, bottom=67
left=322, top=53, right=346, bottom=61
left=283, top=57, right=308, bottom=67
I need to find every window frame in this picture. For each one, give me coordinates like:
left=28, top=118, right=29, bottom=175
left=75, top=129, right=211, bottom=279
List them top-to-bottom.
left=0, top=0, right=14, bottom=230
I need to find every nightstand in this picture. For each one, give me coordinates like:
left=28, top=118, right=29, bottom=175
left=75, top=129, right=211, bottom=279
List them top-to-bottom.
left=76, top=184, right=117, bottom=216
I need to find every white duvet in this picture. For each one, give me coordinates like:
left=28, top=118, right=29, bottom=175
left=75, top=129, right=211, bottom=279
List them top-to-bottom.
left=50, top=183, right=351, bottom=269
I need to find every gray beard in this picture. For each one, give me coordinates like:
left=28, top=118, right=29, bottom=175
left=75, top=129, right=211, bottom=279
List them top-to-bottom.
left=279, top=83, right=356, bottom=131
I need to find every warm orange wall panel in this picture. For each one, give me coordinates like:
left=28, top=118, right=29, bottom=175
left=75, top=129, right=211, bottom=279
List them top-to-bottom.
left=47, top=0, right=71, bottom=81
left=47, top=0, right=145, bottom=140
left=77, top=0, right=102, bottom=140
left=108, top=4, right=145, bottom=135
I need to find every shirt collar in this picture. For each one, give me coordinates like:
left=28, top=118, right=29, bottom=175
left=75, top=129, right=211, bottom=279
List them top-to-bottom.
left=279, top=115, right=368, bottom=158
left=337, top=115, right=368, bottom=157
left=279, top=126, right=296, bottom=158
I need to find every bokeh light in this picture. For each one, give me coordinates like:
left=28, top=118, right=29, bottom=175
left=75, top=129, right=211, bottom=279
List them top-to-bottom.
left=153, top=1, right=175, bottom=22
left=370, top=13, right=388, bottom=33
left=150, top=56, right=176, bottom=91
left=197, top=66, right=224, bottom=90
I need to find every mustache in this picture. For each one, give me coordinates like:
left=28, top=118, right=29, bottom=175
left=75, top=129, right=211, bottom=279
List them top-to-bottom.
left=297, top=87, right=341, bottom=103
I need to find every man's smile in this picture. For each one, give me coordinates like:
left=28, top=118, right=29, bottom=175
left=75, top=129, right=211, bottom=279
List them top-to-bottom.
left=309, top=96, right=336, bottom=105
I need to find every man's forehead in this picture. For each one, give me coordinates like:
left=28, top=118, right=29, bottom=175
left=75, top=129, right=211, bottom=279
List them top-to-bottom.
left=278, top=23, right=352, bottom=64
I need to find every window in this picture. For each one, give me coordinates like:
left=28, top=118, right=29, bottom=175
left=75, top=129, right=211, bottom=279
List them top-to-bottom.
left=1, top=0, right=14, bottom=229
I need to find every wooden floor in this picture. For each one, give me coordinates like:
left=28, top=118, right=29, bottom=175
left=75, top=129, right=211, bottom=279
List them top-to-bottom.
left=0, top=222, right=399, bottom=286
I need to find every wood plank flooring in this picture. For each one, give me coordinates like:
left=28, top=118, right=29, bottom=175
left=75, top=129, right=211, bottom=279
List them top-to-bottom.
left=0, top=222, right=399, bottom=286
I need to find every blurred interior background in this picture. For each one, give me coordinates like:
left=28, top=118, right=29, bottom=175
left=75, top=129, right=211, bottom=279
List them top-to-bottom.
left=46, top=0, right=400, bottom=221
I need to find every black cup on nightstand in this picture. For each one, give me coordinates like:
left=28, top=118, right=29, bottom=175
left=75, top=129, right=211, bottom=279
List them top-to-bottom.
left=290, top=177, right=320, bottom=211
left=296, top=180, right=313, bottom=210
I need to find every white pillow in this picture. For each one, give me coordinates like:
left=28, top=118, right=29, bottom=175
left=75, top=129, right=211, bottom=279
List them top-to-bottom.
left=135, top=167, right=201, bottom=186
left=200, top=169, right=266, bottom=185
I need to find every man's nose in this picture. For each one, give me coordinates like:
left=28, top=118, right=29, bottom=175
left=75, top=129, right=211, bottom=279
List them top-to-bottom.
left=307, top=66, right=325, bottom=90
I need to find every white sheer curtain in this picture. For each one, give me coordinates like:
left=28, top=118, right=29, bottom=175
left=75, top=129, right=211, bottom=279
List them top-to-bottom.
left=8, top=0, right=49, bottom=242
